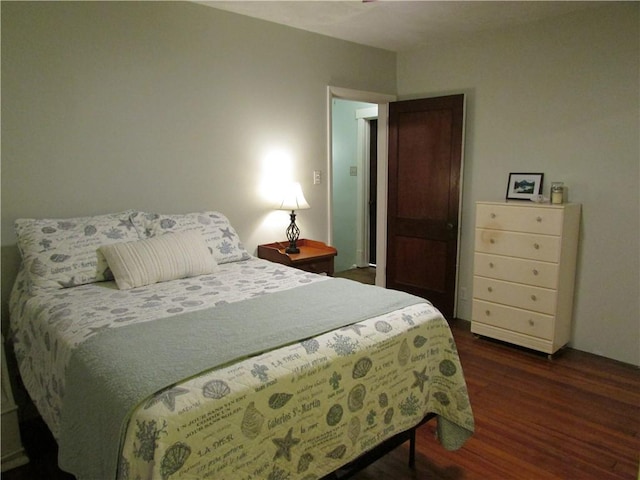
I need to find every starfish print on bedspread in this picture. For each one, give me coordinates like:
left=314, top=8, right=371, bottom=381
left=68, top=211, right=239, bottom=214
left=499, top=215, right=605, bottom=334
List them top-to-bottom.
left=117, top=219, right=135, bottom=230
left=220, top=227, right=235, bottom=240
left=340, top=323, right=367, bottom=336
left=84, top=324, right=111, bottom=338
left=411, top=367, right=430, bottom=393
left=144, top=387, right=189, bottom=412
left=272, top=427, right=300, bottom=461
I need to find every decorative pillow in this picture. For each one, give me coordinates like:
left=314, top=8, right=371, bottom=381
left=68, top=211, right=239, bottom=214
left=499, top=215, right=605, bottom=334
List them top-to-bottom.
left=15, top=210, right=140, bottom=289
left=130, top=211, right=250, bottom=264
left=99, top=231, right=217, bottom=290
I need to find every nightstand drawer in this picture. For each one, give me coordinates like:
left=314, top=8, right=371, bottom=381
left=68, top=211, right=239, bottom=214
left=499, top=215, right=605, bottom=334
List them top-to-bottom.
left=476, top=203, right=563, bottom=235
left=475, top=229, right=560, bottom=262
left=474, top=253, right=558, bottom=289
left=298, top=259, right=333, bottom=275
left=473, top=276, right=557, bottom=315
left=472, top=300, right=554, bottom=340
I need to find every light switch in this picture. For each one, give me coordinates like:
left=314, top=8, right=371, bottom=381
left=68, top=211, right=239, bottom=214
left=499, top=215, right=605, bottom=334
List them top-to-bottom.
left=350, top=166, right=357, bottom=176
left=313, top=170, right=321, bottom=185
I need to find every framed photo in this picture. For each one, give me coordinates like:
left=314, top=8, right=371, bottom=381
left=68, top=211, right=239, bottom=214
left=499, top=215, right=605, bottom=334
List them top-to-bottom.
left=506, top=173, right=544, bottom=200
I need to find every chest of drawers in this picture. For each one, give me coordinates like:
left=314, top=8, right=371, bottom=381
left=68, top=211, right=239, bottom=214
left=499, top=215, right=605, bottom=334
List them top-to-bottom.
left=471, top=201, right=581, bottom=354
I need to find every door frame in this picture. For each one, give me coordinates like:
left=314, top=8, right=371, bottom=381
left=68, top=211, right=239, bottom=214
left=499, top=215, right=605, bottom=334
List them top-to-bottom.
left=327, top=86, right=396, bottom=286
left=355, top=106, right=378, bottom=268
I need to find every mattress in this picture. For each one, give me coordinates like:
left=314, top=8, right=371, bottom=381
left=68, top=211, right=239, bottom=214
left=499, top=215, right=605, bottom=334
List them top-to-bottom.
left=10, top=257, right=474, bottom=479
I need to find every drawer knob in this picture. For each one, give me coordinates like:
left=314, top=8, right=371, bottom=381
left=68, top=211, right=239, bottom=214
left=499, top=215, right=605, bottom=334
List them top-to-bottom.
left=490, top=213, right=496, bottom=219
left=536, top=216, right=542, bottom=223
left=490, top=238, right=496, bottom=244
left=533, top=243, right=540, bottom=250
left=489, top=262, right=494, bottom=268
left=532, top=269, right=539, bottom=276
left=488, top=287, right=493, bottom=293
left=531, top=294, right=537, bottom=301
left=485, top=310, right=491, bottom=316
left=528, top=319, right=535, bottom=326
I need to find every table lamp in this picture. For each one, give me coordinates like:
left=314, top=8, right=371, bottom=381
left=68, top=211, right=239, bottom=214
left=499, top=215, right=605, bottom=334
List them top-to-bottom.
left=278, top=182, right=310, bottom=254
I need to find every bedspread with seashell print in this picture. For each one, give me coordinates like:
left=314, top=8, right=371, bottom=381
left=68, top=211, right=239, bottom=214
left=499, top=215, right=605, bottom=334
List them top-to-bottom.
left=10, top=257, right=474, bottom=480
left=120, top=302, right=474, bottom=480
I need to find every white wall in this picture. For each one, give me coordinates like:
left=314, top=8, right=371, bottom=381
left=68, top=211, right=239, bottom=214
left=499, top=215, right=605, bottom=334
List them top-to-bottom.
left=0, top=1, right=396, bottom=332
left=397, top=3, right=639, bottom=365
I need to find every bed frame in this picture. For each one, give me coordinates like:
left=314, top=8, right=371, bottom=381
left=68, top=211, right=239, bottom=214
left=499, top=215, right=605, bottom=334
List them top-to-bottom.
left=321, top=413, right=436, bottom=479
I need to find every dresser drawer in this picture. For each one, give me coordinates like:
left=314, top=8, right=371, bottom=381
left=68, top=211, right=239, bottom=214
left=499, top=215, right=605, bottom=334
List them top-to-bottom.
left=476, top=203, right=563, bottom=235
left=475, top=229, right=560, bottom=262
left=474, top=253, right=558, bottom=289
left=473, top=276, right=557, bottom=314
left=472, top=300, right=554, bottom=340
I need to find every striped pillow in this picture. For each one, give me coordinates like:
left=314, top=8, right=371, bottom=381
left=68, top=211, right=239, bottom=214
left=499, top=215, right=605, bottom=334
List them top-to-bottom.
left=100, top=231, right=217, bottom=290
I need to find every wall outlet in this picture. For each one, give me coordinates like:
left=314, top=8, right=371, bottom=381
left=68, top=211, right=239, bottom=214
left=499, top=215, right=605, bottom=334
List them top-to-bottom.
left=350, top=166, right=357, bottom=176
left=460, top=287, right=468, bottom=300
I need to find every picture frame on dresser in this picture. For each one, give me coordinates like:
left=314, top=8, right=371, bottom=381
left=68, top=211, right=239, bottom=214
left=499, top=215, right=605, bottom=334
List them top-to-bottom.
left=506, top=172, right=544, bottom=200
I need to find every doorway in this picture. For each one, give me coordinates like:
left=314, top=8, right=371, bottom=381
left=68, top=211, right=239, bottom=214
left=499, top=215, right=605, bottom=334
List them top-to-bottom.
left=327, top=86, right=396, bottom=286
left=331, top=99, right=377, bottom=273
left=355, top=105, right=378, bottom=268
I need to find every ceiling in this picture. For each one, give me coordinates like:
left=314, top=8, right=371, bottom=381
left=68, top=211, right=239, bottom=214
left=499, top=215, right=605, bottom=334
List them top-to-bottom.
left=200, top=1, right=606, bottom=52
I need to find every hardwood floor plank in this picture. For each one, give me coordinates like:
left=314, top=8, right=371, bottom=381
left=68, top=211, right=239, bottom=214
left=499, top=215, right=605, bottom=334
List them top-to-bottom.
left=4, top=319, right=638, bottom=480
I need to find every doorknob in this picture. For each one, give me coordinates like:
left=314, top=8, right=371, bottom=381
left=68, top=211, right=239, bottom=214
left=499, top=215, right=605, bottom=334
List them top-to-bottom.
left=446, top=223, right=456, bottom=230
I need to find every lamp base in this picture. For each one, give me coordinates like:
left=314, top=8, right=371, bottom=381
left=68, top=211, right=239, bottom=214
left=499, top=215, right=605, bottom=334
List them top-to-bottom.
left=285, top=211, right=301, bottom=255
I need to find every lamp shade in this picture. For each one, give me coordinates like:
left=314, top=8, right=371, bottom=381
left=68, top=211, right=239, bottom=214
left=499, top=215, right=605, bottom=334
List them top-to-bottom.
left=278, top=182, right=310, bottom=211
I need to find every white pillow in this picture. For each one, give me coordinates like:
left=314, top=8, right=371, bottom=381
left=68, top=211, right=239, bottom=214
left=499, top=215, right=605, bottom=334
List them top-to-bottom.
left=15, top=210, right=140, bottom=289
left=130, top=211, right=250, bottom=264
left=99, top=231, right=218, bottom=290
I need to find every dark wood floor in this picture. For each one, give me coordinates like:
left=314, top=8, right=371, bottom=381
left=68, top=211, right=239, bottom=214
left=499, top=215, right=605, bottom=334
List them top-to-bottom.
left=334, top=267, right=376, bottom=285
left=4, top=319, right=639, bottom=480
left=352, top=319, right=640, bottom=480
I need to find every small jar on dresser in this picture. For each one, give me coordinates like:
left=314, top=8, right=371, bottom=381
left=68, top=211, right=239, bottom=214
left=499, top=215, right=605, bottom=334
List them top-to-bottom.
left=471, top=201, right=581, bottom=355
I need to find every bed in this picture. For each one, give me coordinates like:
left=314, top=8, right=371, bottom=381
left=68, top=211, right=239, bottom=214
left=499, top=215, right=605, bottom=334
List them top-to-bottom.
left=9, top=210, right=474, bottom=480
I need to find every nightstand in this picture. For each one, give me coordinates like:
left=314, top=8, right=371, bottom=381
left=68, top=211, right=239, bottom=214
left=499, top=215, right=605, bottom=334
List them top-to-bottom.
left=257, top=239, right=338, bottom=275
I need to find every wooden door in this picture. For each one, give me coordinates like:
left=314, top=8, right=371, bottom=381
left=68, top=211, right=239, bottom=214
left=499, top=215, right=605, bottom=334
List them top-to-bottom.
left=386, top=95, right=464, bottom=318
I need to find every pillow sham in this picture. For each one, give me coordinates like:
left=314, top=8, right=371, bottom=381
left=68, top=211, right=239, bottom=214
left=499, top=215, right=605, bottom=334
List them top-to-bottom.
left=15, top=210, right=139, bottom=289
left=130, top=211, right=250, bottom=264
left=99, top=231, right=217, bottom=290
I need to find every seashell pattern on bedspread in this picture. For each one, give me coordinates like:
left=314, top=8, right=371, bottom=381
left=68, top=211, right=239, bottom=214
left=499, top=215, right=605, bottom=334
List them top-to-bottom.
left=10, top=256, right=474, bottom=480
left=9, top=257, right=329, bottom=437
left=117, top=298, right=474, bottom=480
